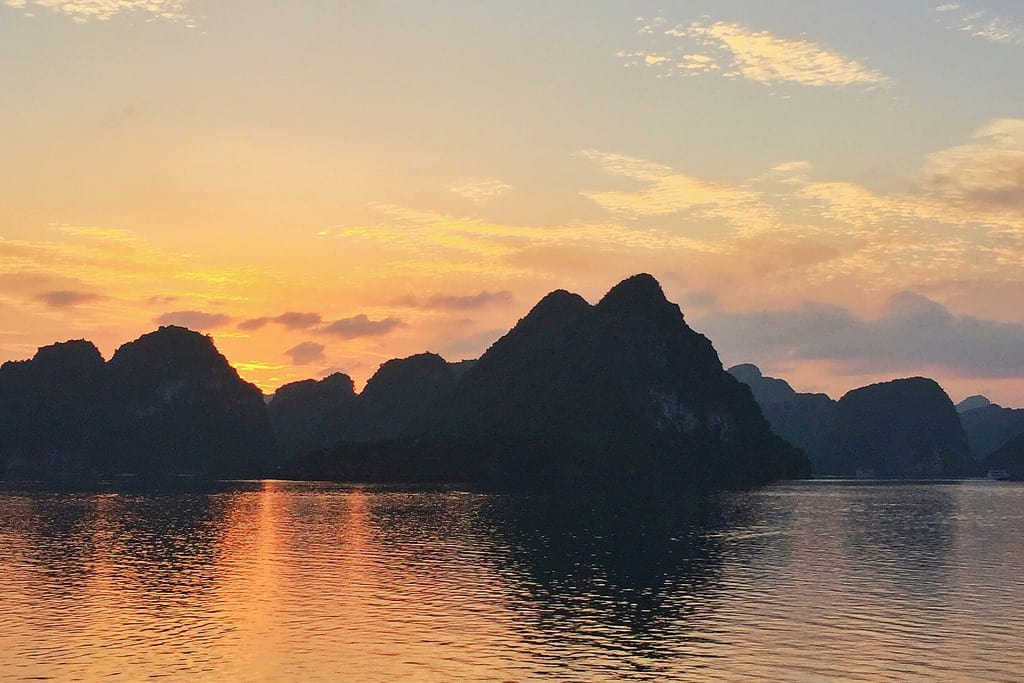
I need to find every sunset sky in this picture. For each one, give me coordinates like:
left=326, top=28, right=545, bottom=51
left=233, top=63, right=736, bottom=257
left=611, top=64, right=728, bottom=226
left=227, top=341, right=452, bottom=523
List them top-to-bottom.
left=2, top=0, right=1022, bottom=405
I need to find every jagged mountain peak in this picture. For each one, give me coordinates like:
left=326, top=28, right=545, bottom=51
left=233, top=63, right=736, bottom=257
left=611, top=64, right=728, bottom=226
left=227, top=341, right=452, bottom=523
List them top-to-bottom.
left=597, top=273, right=670, bottom=309
left=520, top=289, right=591, bottom=323
left=956, top=394, right=992, bottom=413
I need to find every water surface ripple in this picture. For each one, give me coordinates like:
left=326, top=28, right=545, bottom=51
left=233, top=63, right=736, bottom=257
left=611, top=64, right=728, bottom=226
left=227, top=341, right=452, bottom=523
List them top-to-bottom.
left=0, top=480, right=1022, bottom=680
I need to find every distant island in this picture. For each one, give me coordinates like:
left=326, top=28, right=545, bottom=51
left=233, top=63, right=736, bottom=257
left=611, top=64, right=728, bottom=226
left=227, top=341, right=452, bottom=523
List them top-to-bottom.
left=2, top=274, right=1022, bottom=485
left=729, top=364, right=1023, bottom=478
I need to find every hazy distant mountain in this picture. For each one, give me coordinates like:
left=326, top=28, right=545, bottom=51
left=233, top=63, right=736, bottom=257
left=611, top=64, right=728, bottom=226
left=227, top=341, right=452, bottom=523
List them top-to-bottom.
left=296, top=274, right=809, bottom=488
left=0, top=326, right=277, bottom=479
left=727, top=364, right=837, bottom=473
left=728, top=364, right=799, bottom=404
left=729, top=366, right=989, bottom=477
left=825, top=377, right=974, bottom=477
left=956, top=395, right=991, bottom=413
left=960, top=403, right=1024, bottom=462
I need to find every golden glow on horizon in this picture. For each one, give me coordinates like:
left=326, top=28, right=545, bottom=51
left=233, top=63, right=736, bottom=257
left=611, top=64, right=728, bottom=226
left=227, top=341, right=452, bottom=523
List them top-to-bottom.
left=1, top=3, right=1022, bottom=404
left=2, top=125, right=1022, bottom=400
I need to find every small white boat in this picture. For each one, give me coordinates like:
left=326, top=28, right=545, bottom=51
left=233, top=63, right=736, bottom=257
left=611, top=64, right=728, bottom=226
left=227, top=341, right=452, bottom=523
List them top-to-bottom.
left=988, top=469, right=1011, bottom=481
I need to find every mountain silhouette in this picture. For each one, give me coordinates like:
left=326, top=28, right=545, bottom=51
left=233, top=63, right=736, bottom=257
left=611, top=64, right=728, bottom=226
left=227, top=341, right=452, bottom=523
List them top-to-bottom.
left=291, top=274, right=810, bottom=488
left=13, top=275, right=1008, bottom=487
left=0, top=326, right=276, bottom=479
left=107, top=326, right=278, bottom=477
left=0, top=340, right=110, bottom=477
left=345, top=352, right=464, bottom=440
left=269, top=354, right=475, bottom=456
left=727, top=363, right=837, bottom=473
left=269, top=372, right=357, bottom=457
left=825, top=377, right=974, bottom=477
left=956, top=395, right=991, bottom=413
left=959, top=403, right=1024, bottom=463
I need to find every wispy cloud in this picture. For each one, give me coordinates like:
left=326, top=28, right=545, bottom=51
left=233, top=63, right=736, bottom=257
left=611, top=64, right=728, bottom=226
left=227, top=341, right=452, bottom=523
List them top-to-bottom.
left=3, top=0, right=193, bottom=24
left=934, top=3, right=1024, bottom=44
left=623, top=18, right=889, bottom=88
left=921, top=118, right=1024, bottom=210
left=313, top=120, right=1019, bottom=307
left=579, top=149, right=785, bottom=238
left=581, top=150, right=759, bottom=215
left=446, top=179, right=513, bottom=201
left=316, top=203, right=726, bottom=280
left=0, top=226, right=268, bottom=305
left=57, top=226, right=139, bottom=243
left=34, top=290, right=102, bottom=308
left=392, top=291, right=514, bottom=310
left=698, top=291, right=1024, bottom=377
left=239, top=311, right=324, bottom=331
left=320, top=314, right=403, bottom=339
left=284, top=341, right=326, bottom=366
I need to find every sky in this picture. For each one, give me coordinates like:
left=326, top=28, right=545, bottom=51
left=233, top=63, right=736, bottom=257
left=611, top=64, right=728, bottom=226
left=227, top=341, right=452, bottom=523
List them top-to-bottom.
left=1, top=0, right=1022, bottom=406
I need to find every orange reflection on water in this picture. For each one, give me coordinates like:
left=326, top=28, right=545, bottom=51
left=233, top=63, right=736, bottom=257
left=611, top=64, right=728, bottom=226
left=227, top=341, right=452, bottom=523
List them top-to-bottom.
left=206, top=480, right=288, bottom=677
left=7, top=483, right=1021, bottom=680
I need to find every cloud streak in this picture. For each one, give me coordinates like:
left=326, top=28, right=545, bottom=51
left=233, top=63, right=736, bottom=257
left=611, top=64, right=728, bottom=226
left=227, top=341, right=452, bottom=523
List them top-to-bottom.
left=3, top=0, right=193, bottom=23
left=935, top=3, right=1024, bottom=44
left=623, top=19, right=889, bottom=88
left=320, top=118, right=1021, bottom=297
left=921, top=118, right=1024, bottom=210
left=579, top=150, right=772, bottom=233
left=581, top=151, right=751, bottom=213
left=446, top=179, right=513, bottom=201
left=34, top=290, right=102, bottom=308
left=391, top=290, right=514, bottom=310
left=698, top=291, right=1024, bottom=378
left=237, top=310, right=403, bottom=339
left=239, top=311, right=324, bottom=331
left=320, top=314, right=403, bottom=339
left=284, top=341, right=326, bottom=366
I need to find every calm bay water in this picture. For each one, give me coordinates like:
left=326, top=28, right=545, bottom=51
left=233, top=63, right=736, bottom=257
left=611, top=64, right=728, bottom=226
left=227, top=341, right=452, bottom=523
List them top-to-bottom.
left=0, top=479, right=1022, bottom=681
